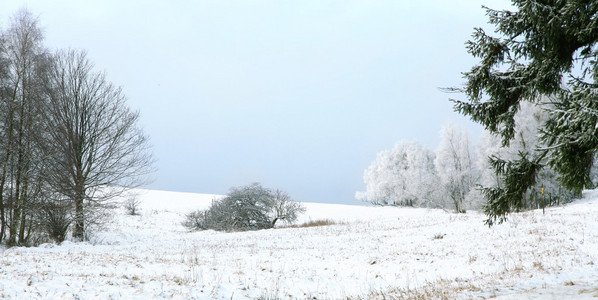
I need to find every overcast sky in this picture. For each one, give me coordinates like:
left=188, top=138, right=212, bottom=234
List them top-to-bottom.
left=1, top=0, right=512, bottom=205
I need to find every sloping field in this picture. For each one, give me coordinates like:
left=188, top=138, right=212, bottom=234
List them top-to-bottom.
left=0, top=189, right=596, bottom=299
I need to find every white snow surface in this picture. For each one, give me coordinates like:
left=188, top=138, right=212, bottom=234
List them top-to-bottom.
left=1, top=188, right=597, bottom=299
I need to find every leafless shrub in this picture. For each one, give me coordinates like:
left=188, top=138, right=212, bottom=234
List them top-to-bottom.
left=124, top=195, right=142, bottom=216
left=37, top=199, right=72, bottom=243
left=182, top=210, right=209, bottom=231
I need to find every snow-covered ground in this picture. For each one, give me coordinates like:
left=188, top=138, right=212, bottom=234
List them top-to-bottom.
left=0, top=189, right=597, bottom=299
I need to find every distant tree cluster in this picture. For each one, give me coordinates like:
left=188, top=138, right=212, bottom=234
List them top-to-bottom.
left=0, top=10, right=152, bottom=245
left=358, top=102, right=578, bottom=213
left=357, top=123, right=478, bottom=212
left=356, top=141, right=438, bottom=208
left=183, top=183, right=305, bottom=232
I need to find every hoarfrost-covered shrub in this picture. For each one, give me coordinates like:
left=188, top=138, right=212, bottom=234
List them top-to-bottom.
left=182, top=183, right=305, bottom=232
left=182, top=210, right=208, bottom=231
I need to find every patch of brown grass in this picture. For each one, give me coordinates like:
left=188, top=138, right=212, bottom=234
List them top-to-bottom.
left=284, top=219, right=342, bottom=228
left=360, top=278, right=483, bottom=300
left=578, top=287, right=598, bottom=297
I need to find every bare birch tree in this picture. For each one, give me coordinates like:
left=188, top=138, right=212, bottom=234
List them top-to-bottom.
left=0, top=9, right=48, bottom=245
left=0, top=17, right=8, bottom=244
left=42, top=49, right=153, bottom=240
left=434, top=123, right=476, bottom=213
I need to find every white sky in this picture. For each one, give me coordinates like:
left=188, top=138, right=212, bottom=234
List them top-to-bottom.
left=0, top=0, right=513, bottom=205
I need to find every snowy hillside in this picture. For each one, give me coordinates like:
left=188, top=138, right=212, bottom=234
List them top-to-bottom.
left=0, top=189, right=597, bottom=299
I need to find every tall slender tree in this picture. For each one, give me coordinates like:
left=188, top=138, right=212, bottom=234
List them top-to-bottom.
left=451, top=1, right=598, bottom=225
left=0, top=9, right=48, bottom=245
left=0, top=18, right=8, bottom=243
left=42, top=50, right=153, bottom=240
left=435, top=123, right=476, bottom=213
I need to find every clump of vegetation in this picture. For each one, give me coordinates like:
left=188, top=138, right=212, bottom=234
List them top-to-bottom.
left=0, top=9, right=153, bottom=245
left=183, top=183, right=305, bottom=232
left=124, top=195, right=142, bottom=216
left=37, top=199, right=72, bottom=244
left=285, top=219, right=340, bottom=228
left=433, top=233, right=446, bottom=240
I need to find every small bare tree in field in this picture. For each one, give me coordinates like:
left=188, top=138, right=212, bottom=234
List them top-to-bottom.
left=42, top=50, right=153, bottom=240
left=270, top=189, right=305, bottom=227
left=124, top=194, right=142, bottom=216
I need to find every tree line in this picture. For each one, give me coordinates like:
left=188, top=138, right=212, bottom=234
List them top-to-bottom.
left=0, top=9, right=152, bottom=245
left=358, top=100, right=582, bottom=213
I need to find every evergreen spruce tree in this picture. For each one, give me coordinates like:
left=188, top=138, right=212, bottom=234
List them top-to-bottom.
left=451, top=1, right=598, bottom=225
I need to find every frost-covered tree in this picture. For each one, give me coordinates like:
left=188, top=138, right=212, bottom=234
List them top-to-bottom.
left=450, top=1, right=598, bottom=225
left=477, top=101, right=577, bottom=211
left=435, top=123, right=476, bottom=213
left=357, top=141, right=438, bottom=207
left=183, top=183, right=305, bottom=231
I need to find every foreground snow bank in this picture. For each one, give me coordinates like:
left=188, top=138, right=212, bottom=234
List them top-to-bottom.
left=0, top=188, right=596, bottom=299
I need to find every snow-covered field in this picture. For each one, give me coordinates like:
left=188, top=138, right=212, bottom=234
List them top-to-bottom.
left=1, top=189, right=597, bottom=299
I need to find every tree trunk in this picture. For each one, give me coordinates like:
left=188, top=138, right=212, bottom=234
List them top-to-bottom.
left=1, top=86, right=17, bottom=245
left=10, top=90, right=27, bottom=246
left=0, top=150, right=7, bottom=244
left=0, top=165, right=7, bottom=243
left=18, top=178, right=29, bottom=243
left=73, top=183, right=85, bottom=241
left=8, top=194, right=18, bottom=246
left=0, top=196, right=4, bottom=243
left=73, top=201, right=84, bottom=240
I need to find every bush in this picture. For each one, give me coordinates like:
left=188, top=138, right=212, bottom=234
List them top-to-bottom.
left=182, top=183, right=305, bottom=232
left=124, top=195, right=142, bottom=216
left=36, top=199, right=72, bottom=244
left=182, top=210, right=209, bottom=231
